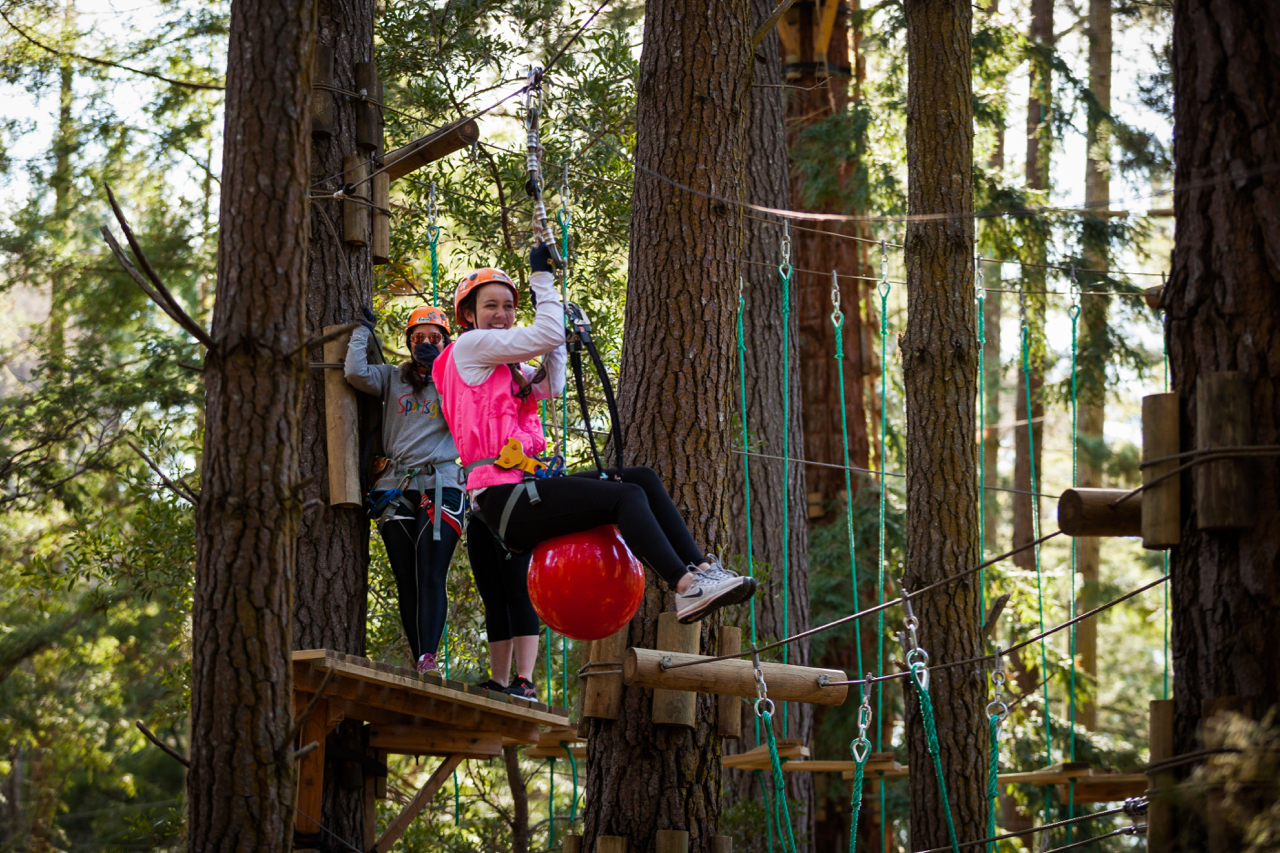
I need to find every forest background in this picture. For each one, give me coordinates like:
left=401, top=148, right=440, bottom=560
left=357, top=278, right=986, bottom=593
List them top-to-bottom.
left=0, top=0, right=1176, bottom=849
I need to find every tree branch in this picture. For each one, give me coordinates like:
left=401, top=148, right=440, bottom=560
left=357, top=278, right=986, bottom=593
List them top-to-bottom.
left=752, top=0, right=799, bottom=46
left=0, top=7, right=223, bottom=91
left=102, top=185, right=216, bottom=349
left=286, top=322, right=361, bottom=359
left=125, top=439, right=198, bottom=504
left=135, top=721, right=191, bottom=767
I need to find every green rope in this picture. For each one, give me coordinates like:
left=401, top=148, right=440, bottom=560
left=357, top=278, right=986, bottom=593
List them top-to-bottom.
left=427, top=224, right=440, bottom=305
left=779, top=239, right=793, bottom=735
left=876, top=245, right=890, bottom=853
left=832, top=294, right=864, bottom=682
left=1068, top=299, right=1080, bottom=842
left=1020, top=315, right=1053, bottom=830
left=1162, top=326, right=1170, bottom=701
left=909, top=663, right=960, bottom=853
left=762, top=709, right=798, bottom=853
left=987, top=714, right=1000, bottom=853
left=561, top=741, right=578, bottom=824
left=848, top=748, right=869, bottom=853
left=549, top=757, right=556, bottom=848
left=756, top=769, right=776, bottom=853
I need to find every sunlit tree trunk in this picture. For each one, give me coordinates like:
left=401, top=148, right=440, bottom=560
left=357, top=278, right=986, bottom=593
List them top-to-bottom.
left=187, top=0, right=315, bottom=847
left=582, top=0, right=751, bottom=846
left=1168, top=0, right=1280, bottom=848
left=901, top=1, right=984, bottom=850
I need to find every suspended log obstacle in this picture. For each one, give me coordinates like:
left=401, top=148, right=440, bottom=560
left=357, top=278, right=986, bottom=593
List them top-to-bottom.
left=382, top=118, right=481, bottom=182
left=1057, top=488, right=1142, bottom=537
left=623, top=649, right=848, bottom=706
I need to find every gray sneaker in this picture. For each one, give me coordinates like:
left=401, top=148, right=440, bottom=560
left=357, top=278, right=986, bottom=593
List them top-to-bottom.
left=696, top=555, right=757, bottom=594
left=675, top=570, right=756, bottom=624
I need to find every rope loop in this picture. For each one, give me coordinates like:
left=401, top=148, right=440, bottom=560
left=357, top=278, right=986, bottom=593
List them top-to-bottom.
left=428, top=180, right=438, bottom=225
left=778, top=220, right=793, bottom=281
left=851, top=737, right=871, bottom=763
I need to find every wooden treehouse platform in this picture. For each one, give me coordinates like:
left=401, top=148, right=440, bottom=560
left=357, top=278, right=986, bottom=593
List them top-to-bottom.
left=292, top=649, right=570, bottom=851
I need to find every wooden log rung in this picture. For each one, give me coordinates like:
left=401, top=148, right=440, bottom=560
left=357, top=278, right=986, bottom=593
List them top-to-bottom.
left=623, top=648, right=848, bottom=706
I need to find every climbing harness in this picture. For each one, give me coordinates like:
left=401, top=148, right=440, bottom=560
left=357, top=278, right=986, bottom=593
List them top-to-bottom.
left=524, top=67, right=564, bottom=269
left=565, top=301, right=624, bottom=477
left=848, top=682, right=873, bottom=853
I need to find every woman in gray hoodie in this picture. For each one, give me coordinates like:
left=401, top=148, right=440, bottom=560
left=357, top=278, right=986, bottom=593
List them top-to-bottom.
left=345, top=305, right=461, bottom=676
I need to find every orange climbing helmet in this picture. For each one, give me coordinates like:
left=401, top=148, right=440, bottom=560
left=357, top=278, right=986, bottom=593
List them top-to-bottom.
left=453, top=267, right=518, bottom=328
left=405, top=305, right=451, bottom=336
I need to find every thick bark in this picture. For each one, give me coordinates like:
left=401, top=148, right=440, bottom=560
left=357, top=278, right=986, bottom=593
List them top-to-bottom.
left=187, top=0, right=314, bottom=848
left=295, top=0, right=376, bottom=843
left=581, top=0, right=751, bottom=847
left=725, top=0, right=814, bottom=845
left=1012, top=0, right=1052, bottom=583
left=1074, top=0, right=1112, bottom=734
left=1168, top=0, right=1280, bottom=847
left=902, top=1, right=984, bottom=851
left=981, top=282, right=1001, bottom=553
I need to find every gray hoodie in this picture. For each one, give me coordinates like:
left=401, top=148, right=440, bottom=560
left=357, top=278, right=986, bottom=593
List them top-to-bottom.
left=344, top=324, right=461, bottom=494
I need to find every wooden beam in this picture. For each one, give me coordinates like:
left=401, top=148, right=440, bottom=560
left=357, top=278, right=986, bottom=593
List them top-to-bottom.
left=383, top=119, right=480, bottom=183
left=323, top=326, right=362, bottom=507
left=1057, top=487, right=1142, bottom=537
left=582, top=627, right=627, bottom=721
left=717, top=627, right=742, bottom=739
left=623, top=648, right=848, bottom=706
left=1147, top=699, right=1175, bottom=853
left=294, top=701, right=327, bottom=835
left=369, top=724, right=502, bottom=757
left=537, top=728, right=585, bottom=747
left=721, top=740, right=809, bottom=768
left=526, top=744, right=587, bottom=760
left=373, top=753, right=468, bottom=845
left=374, top=754, right=465, bottom=852
left=1061, top=773, right=1149, bottom=804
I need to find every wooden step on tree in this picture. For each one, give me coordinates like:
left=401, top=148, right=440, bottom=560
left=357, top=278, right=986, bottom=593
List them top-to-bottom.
left=292, top=649, right=569, bottom=850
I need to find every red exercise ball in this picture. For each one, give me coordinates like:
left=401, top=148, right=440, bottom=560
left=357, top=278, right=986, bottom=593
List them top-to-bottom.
left=528, top=524, right=644, bottom=641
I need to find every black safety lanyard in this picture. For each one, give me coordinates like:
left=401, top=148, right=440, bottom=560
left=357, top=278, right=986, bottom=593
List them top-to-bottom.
left=565, top=302, right=623, bottom=478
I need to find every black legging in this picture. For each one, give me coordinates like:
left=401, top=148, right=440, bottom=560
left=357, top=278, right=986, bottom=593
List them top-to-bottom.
left=475, top=466, right=705, bottom=588
left=377, top=488, right=463, bottom=660
left=466, top=515, right=541, bottom=641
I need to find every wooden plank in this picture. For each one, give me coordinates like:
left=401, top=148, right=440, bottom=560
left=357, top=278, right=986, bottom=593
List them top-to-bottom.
left=311, top=45, right=334, bottom=138
left=341, top=157, right=369, bottom=247
left=371, top=170, right=390, bottom=265
left=324, top=328, right=362, bottom=507
left=1142, top=393, right=1181, bottom=548
left=652, top=613, right=699, bottom=728
left=583, top=626, right=628, bottom=721
left=717, top=627, right=742, bottom=739
left=624, top=648, right=848, bottom=706
left=295, top=650, right=568, bottom=727
left=294, top=667, right=542, bottom=742
left=1147, top=698, right=1175, bottom=853
left=294, top=701, right=326, bottom=835
left=369, top=724, right=502, bottom=757
left=537, top=728, right=585, bottom=748
left=721, top=741, right=810, bottom=768
left=362, top=743, right=377, bottom=849
left=526, top=744, right=587, bottom=760
left=374, top=754, right=465, bottom=852
left=997, top=762, right=1094, bottom=787
left=1062, top=774, right=1149, bottom=804
left=656, top=830, right=689, bottom=853
left=563, top=836, right=583, bottom=853
left=598, top=838, right=627, bottom=853
left=711, top=838, right=732, bottom=853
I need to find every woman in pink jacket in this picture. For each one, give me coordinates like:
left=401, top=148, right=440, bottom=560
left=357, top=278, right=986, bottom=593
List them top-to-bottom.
left=433, top=245, right=756, bottom=638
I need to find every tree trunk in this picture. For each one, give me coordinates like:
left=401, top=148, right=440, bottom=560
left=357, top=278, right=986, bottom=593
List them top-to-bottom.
left=47, top=0, right=76, bottom=357
left=187, top=0, right=314, bottom=847
left=295, top=0, right=376, bottom=843
left=582, top=0, right=751, bottom=847
left=726, top=0, right=814, bottom=845
left=980, top=0, right=1003, bottom=559
left=1012, top=0, right=1052, bottom=594
left=1074, top=0, right=1112, bottom=735
left=1168, top=0, right=1280, bottom=847
left=902, top=1, right=983, bottom=852
left=503, top=745, right=531, bottom=853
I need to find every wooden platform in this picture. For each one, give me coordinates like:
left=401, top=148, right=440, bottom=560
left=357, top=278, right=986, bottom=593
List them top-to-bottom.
left=292, top=649, right=570, bottom=850
left=830, top=760, right=1147, bottom=803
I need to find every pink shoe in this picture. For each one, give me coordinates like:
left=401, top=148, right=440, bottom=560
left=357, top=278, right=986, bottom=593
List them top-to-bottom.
left=416, top=653, right=441, bottom=676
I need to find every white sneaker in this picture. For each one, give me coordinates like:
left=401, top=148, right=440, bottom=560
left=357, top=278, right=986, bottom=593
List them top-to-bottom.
left=675, top=570, right=756, bottom=624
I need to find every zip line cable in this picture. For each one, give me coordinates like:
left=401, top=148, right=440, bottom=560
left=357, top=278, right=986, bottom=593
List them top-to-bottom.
left=910, top=799, right=1146, bottom=853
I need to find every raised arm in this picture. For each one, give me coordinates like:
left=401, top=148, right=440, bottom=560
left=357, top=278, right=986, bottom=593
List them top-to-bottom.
left=344, top=321, right=390, bottom=397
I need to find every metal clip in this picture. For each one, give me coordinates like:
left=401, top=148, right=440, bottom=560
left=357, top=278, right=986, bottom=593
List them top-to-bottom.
left=778, top=221, right=793, bottom=280
left=878, top=240, right=890, bottom=299
left=975, top=252, right=984, bottom=299
left=830, top=270, right=843, bottom=327
left=1019, top=287, right=1028, bottom=327
left=896, top=592, right=930, bottom=690
left=986, top=649, right=1009, bottom=722
left=752, top=662, right=774, bottom=718
left=850, top=684, right=873, bottom=763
